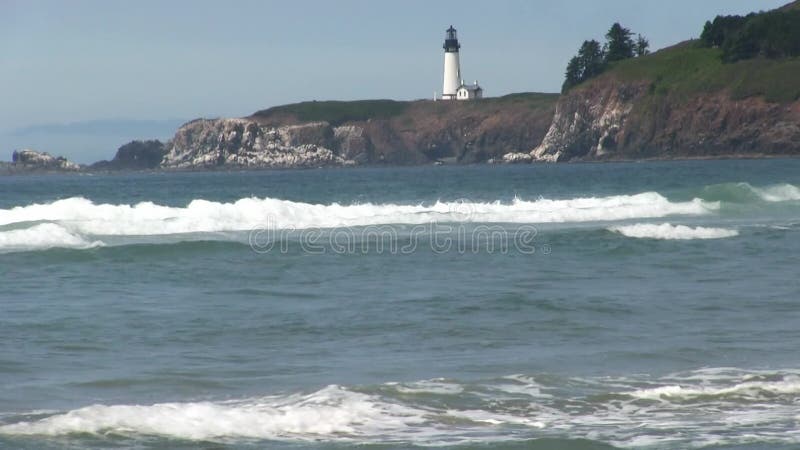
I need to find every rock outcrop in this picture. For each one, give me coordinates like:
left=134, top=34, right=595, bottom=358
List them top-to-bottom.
left=532, top=81, right=648, bottom=162
left=161, top=119, right=354, bottom=169
left=91, top=140, right=166, bottom=170
left=8, top=149, right=81, bottom=172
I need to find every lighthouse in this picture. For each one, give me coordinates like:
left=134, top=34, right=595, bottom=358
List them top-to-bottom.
left=441, top=26, right=482, bottom=101
left=442, top=26, right=461, bottom=100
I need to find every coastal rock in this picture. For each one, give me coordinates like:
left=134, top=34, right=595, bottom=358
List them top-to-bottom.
left=531, top=81, right=648, bottom=162
left=248, top=95, right=558, bottom=166
left=161, top=119, right=353, bottom=169
left=333, top=125, right=371, bottom=163
left=90, top=140, right=166, bottom=170
left=10, top=149, right=81, bottom=171
left=501, top=152, right=533, bottom=164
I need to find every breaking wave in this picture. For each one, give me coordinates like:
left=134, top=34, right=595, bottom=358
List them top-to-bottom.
left=699, top=182, right=800, bottom=203
left=0, top=193, right=716, bottom=253
left=0, top=223, right=103, bottom=252
left=609, top=223, right=739, bottom=240
left=2, top=368, right=799, bottom=447
left=0, top=385, right=427, bottom=442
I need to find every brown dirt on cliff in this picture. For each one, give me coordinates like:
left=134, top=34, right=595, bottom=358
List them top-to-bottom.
left=247, top=94, right=557, bottom=165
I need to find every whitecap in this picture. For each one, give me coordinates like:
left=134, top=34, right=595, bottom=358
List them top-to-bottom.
left=0, top=193, right=717, bottom=237
left=0, top=223, right=103, bottom=252
left=609, top=223, right=738, bottom=240
left=0, top=385, right=426, bottom=441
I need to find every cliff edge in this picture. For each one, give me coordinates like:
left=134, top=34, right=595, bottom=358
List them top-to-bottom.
left=528, top=41, right=800, bottom=162
left=158, top=94, right=558, bottom=169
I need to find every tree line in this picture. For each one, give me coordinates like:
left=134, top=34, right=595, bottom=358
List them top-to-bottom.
left=700, top=9, right=800, bottom=62
left=562, top=23, right=649, bottom=93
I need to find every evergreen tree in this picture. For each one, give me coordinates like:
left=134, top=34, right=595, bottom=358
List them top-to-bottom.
left=605, top=22, right=634, bottom=62
left=635, top=34, right=650, bottom=56
left=578, top=39, right=605, bottom=78
left=561, top=40, right=606, bottom=92
left=562, top=56, right=582, bottom=92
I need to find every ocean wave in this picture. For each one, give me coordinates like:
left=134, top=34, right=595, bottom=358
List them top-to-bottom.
left=699, top=182, right=800, bottom=203
left=0, top=193, right=716, bottom=253
left=0, top=193, right=716, bottom=232
left=0, top=223, right=103, bottom=252
left=609, top=223, right=738, bottom=240
left=3, top=369, right=800, bottom=447
left=628, top=377, right=800, bottom=401
left=0, top=385, right=428, bottom=441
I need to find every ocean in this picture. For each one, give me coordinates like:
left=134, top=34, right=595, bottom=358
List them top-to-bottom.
left=1, top=160, right=799, bottom=449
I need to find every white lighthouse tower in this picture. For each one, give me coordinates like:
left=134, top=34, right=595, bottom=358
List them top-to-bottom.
left=441, top=26, right=461, bottom=100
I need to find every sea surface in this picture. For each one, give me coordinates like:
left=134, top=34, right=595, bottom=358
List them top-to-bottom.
left=1, top=160, right=800, bottom=449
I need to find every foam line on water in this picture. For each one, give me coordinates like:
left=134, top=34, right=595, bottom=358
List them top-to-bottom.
left=0, top=193, right=716, bottom=235
left=0, top=223, right=103, bottom=252
left=609, top=223, right=738, bottom=240
left=3, top=368, right=800, bottom=447
left=628, top=376, right=800, bottom=401
left=0, top=385, right=428, bottom=441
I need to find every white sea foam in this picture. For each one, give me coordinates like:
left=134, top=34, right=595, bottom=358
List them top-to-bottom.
left=751, top=183, right=800, bottom=202
left=0, top=193, right=715, bottom=240
left=0, top=223, right=103, bottom=252
left=609, top=223, right=738, bottom=240
left=3, top=370, right=800, bottom=447
left=629, top=376, right=800, bottom=401
left=391, top=379, right=465, bottom=395
left=0, top=385, right=427, bottom=441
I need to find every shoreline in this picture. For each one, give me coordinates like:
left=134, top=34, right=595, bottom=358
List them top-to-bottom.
left=3, top=152, right=800, bottom=176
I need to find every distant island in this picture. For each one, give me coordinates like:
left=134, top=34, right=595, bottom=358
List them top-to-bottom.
left=3, top=1, right=800, bottom=174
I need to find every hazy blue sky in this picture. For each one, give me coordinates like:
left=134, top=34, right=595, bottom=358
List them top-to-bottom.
left=0, top=0, right=787, bottom=133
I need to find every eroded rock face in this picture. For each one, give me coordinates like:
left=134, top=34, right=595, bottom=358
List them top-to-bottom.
left=525, top=77, right=800, bottom=163
left=531, top=81, right=648, bottom=162
left=246, top=98, right=557, bottom=166
left=162, top=119, right=354, bottom=169
left=333, top=125, right=371, bottom=163
left=11, top=149, right=81, bottom=171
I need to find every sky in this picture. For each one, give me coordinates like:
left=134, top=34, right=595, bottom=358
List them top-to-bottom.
left=0, top=0, right=789, bottom=161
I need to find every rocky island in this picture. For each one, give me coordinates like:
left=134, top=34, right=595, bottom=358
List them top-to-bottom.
left=0, top=149, right=82, bottom=174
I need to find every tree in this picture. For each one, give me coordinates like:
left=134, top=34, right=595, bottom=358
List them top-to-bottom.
left=605, top=22, right=635, bottom=62
left=560, top=23, right=648, bottom=91
left=635, top=34, right=650, bottom=56
left=579, top=39, right=606, bottom=78
left=561, top=40, right=606, bottom=92
left=562, top=56, right=582, bottom=92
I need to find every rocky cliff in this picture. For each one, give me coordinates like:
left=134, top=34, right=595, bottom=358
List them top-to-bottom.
left=526, top=43, right=800, bottom=162
left=158, top=94, right=558, bottom=169
left=161, top=119, right=354, bottom=169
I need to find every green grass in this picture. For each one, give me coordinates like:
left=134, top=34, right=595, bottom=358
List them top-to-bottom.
left=601, top=40, right=800, bottom=102
left=476, top=92, right=560, bottom=109
left=253, top=100, right=409, bottom=125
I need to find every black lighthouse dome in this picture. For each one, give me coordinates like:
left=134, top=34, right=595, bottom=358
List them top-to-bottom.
left=443, top=25, right=460, bottom=52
